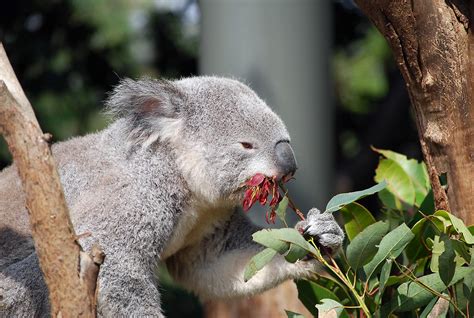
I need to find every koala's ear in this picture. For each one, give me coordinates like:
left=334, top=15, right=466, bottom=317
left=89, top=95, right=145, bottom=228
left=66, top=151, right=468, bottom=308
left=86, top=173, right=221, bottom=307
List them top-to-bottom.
left=105, top=77, right=184, bottom=148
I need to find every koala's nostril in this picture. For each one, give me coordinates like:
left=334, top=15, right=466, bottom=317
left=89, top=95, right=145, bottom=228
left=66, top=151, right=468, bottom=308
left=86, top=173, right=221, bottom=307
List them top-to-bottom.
left=275, top=141, right=297, bottom=177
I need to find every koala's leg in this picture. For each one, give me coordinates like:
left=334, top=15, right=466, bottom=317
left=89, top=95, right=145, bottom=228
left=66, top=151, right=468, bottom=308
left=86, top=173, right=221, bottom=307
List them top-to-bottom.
left=165, top=211, right=325, bottom=300
left=96, top=251, right=164, bottom=318
left=0, top=253, right=50, bottom=318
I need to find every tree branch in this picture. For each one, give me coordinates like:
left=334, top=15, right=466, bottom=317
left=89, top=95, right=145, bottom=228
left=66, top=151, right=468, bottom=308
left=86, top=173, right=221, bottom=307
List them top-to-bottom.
left=0, top=43, right=103, bottom=317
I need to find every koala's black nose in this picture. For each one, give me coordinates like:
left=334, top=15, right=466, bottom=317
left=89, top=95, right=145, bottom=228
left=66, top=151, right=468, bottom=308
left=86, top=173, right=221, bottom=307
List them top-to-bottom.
left=275, top=141, right=297, bottom=177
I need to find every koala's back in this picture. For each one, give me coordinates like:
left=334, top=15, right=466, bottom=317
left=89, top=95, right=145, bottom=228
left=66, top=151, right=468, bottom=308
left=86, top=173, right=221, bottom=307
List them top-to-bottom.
left=0, top=131, right=101, bottom=269
left=0, top=165, right=32, bottom=270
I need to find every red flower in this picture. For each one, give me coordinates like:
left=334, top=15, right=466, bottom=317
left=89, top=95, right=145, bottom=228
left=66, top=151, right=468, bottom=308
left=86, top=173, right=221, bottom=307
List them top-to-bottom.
left=242, top=174, right=288, bottom=224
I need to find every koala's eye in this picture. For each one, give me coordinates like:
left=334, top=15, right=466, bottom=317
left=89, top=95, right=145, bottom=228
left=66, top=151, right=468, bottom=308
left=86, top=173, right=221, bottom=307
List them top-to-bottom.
left=240, top=142, right=254, bottom=150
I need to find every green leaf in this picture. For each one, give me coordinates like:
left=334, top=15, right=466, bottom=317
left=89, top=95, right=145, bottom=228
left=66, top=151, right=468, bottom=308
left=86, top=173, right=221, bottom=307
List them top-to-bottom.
left=373, top=147, right=430, bottom=205
left=374, top=158, right=416, bottom=206
left=325, top=181, right=387, bottom=213
left=419, top=189, right=435, bottom=214
left=275, top=196, right=289, bottom=225
left=340, top=202, right=376, bottom=241
left=435, top=210, right=474, bottom=244
left=406, top=217, right=443, bottom=262
left=346, top=221, right=390, bottom=270
left=364, top=223, right=415, bottom=280
left=253, top=228, right=317, bottom=255
left=252, top=230, right=290, bottom=254
left=430, top=235, right=444, bottom=272
left=439, top=236, right=456, bottom=285
left=452, top=240, right=471, bottom=264
left=285, top=243, right=308, bottom=263
left=243, top=248, right=277, bottom=282
left=463, top=251, right=474, bottom=296
left=378, top=258, right=393, bottom=300
left=391, top=267, right=472, bottom=312
left=296, top=280, right=341, bottom=317
left=419, top=297, right=441, bottom=318
left=316, top=299, right=343, bottom=317
left=285, top=310, right=305, bottom=318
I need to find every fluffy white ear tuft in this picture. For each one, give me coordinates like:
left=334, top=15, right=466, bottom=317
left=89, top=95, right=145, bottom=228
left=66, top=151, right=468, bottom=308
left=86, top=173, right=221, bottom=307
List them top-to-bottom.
left=105, top=77, right=184, bottom=148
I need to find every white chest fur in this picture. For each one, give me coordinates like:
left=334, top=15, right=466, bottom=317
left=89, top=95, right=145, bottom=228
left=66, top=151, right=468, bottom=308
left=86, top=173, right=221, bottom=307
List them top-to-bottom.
left=160, top=201, right=233, bottom=260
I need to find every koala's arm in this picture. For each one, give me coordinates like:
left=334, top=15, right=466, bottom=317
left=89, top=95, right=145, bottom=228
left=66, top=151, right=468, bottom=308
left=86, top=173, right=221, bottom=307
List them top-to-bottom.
left=165, top=208, right=344, bottom=300
left=95, top=248, right=163, bottom=317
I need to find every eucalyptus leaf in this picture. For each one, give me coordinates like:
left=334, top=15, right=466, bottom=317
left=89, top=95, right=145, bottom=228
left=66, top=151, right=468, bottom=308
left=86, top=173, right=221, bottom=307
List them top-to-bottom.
left=373, top=147, right=430, bottom=205
left=375, top=158, right=415, bottom=206
left=325, top=181, right=387, bottom=213
left=275, top=196, right=289, bottom=225
left=340, top=202, right=376, bottom=241
left=444, top=211, right=474, bottom=244
left=346, top=221, right=389, bottom=270
left=364, top=223, right=414, bottom=280
left=253, top=228, right=317, bottom=255
left=252, top=230, right=290, bottom=254
left=430, top=236, right=444, bottom=272
left=439, top=236, right=456, bottom=285
left=285, top=243, right=308, bottom=263
left=243, top=248, right=277, bottom=282
left=378, top=258, right=393, bottom=301
left=392, top=267, right=472, bottom=312
left=296, top=280, right=342, bottom=318
left=419, top=297, right=443, bottom=318
left=316, top=299, right=343, bottom=317
left=285, top=310, right=305, bottom=318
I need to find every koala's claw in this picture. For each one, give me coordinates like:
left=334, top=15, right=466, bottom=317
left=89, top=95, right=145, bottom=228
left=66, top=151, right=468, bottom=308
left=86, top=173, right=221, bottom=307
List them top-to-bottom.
left=296, top=208, right=344, bottom=255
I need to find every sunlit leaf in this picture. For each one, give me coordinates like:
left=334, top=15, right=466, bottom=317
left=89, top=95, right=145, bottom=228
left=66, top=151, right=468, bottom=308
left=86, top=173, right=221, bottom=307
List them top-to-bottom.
left=373, top=147, right=430, bottom=205
left=375, top=158, right=416, bottom=206
left=325, top=181, right=387, bottom=213
left=340, top=202, right=376, bottom=241
left=435, top=210, right=474, bottom=244
left=430, top=236, right=444, bottom=273
left=316, top=299, right=344, bottom=318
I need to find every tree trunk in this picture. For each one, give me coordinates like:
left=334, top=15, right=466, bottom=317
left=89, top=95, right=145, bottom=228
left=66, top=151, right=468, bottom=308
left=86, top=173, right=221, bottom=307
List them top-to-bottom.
left=355, top=0, right=474, bottom=223
left=0, top=43, right=103, bottom=317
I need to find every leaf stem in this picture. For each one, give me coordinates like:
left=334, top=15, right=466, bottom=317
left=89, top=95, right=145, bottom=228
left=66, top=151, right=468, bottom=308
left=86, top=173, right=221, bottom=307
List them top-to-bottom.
left=279, top=183, right=305, bottom=220
left=308, top=238, right=372, bottom=317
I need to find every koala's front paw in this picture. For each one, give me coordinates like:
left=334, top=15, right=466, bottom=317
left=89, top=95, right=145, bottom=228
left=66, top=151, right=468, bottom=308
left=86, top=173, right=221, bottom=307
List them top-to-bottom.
left=296, top=208, right=344, bottom=255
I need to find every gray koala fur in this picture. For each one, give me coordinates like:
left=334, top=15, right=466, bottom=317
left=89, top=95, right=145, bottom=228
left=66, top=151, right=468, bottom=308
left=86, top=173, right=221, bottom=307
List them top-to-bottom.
left=0, top=76, right=344, bottom=317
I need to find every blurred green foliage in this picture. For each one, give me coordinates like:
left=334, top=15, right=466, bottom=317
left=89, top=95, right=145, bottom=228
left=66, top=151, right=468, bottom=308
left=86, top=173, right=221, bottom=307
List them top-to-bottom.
left=0, top=0, right=198, bottom=167
left=334, top=27, right=392, bottom=114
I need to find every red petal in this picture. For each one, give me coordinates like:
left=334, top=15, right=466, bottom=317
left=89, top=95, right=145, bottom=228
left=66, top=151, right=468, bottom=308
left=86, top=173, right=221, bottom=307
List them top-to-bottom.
left=246, top=173, right=265, bottom=187
left=270, top=187, right=280, bottom=207
left=243, top=198, right=252, bottom=211
left=265, top=210, right=277, bottom=224
left=269, top=210, right=277, bottom=223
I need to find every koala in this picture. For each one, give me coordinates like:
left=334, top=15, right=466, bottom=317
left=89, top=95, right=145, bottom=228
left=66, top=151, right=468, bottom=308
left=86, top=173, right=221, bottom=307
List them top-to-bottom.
left=0, top=76, right=344, bottom=317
